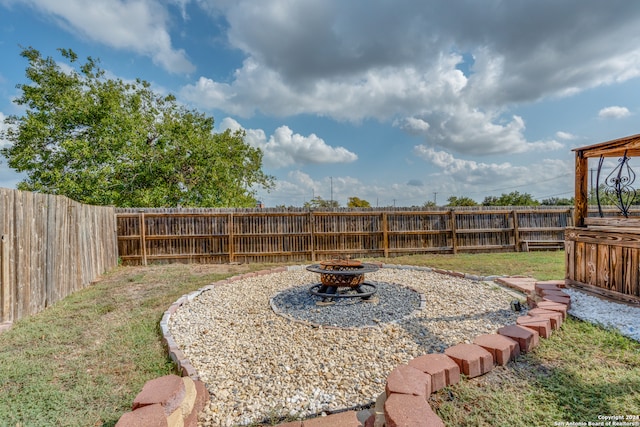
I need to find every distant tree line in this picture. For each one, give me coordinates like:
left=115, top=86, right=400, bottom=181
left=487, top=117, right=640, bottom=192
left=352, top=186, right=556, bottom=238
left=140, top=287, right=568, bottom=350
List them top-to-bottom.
left=282, top=188, right=640, bottom=209
left=285, top=191, right=574, bottom=209
left=445, top=191, right=573, bottom=207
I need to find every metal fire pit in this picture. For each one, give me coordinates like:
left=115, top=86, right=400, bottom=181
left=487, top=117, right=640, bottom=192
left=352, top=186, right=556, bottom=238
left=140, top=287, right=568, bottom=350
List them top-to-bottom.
left=306, top=259, right=379, bottom=304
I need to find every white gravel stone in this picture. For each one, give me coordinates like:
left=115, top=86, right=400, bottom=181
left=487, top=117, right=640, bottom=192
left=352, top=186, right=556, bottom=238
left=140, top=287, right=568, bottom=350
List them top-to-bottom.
left=168, top=268, right=522, bottom=427
left=563, top=288, right=640, bottom=341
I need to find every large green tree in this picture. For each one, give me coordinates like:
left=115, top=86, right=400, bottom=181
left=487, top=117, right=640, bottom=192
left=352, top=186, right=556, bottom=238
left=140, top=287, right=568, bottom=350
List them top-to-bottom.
left=1, top=47, right=274, bottom=207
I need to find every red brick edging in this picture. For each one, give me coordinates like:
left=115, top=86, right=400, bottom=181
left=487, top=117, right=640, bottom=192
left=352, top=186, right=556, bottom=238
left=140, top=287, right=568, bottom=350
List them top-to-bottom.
left=118, top=266, right=569, bottom=427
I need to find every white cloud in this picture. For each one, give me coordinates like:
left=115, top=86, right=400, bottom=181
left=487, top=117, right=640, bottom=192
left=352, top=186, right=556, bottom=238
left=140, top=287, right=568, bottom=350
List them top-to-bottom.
left=13, top=0, right=194, bottom=74
left=181, top=55, right=468, bottom=121
left=598, top=106, right=631, bottom=119
left=413, top=107, right=564, bottom=155
left=219, top=117, right=358, bottom=168
left=395, top=117, right=430, bottom=135
left=556, top=131, right=578, bottom=140
left=413, top=146, right=573, bottom=197
left=414, top=146, right=516, bottom=184
left=266, top=170, right=333, bottom=206
left=287, top=170, right=317, bottom=190
left=267, top=171, right=423, bottom=207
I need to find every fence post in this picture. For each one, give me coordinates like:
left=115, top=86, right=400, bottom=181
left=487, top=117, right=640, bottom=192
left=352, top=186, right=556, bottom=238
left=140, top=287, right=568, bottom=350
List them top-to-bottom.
left=568, top=207, right=575, bottom=227
left=450, top=210, right=458, bottom=254
left=513, top=210, right=522, bottom=251
left=139, top=211, right=147, bottom=266
left=309, top=211, right=315, bottom=262
left=382, top=212, right=389, bottom=258
left=228, top=213, right=234, bottom=263
left=1, top=234, right=10, bottom=322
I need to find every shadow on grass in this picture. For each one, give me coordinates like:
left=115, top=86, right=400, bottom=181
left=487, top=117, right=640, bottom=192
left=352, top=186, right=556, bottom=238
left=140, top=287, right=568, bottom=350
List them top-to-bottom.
left=524, top=318, right=640, bottom=422
left=529, top=361, right=640, bottom=422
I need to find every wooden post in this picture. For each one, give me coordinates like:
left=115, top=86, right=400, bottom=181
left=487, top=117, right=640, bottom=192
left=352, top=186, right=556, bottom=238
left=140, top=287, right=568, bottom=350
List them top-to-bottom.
left=575, top=150, right=589, bottom=227
left=14, top=192, right=26, bottom=320
left=45, top=194, right=56, bottom=308
left=71, top=204, right=81, bottom=294
left=568, top=207, right=575, bottom=227
left=450, top=210, right=458, bottom=254
left=513, top=210, right=521, bottom=251
left=309, top=211, right=316, bottom=262
left=139, top=212, right=147, bottom=266
left=382, top=212, right=389, bottom=258
left=228, top=213, right=234, bottom=263
left=1, top=234, right=10, bottom=322
left=565, top=238, right=574, bottom=282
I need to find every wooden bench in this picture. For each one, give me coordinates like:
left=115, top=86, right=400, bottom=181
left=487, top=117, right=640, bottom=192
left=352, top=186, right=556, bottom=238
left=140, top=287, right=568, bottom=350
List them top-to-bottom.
left=520, top=240, right=565, bottom=252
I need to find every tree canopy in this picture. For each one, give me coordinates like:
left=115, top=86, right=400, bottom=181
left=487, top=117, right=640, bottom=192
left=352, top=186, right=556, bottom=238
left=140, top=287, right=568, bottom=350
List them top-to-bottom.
left=1, top=47, right=273, bottom=207
left=482, top=191, right=540, bottom=206
left=303, top=196, right=339, bottom=209
left=347, top=196, right=370, bottom=208
left=446, top=196, right=478, bottom=206
left=541, top=197, right=574, bottom=206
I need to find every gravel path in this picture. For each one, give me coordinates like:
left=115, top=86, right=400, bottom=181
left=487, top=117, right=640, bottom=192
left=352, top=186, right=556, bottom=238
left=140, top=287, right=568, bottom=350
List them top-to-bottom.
left=168, top=267, right=521, bottom=427
left=564, top=288, right=640, bottom=341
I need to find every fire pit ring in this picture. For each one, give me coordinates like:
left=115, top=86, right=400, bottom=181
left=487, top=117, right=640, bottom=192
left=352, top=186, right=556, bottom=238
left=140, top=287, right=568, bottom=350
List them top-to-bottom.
left=306, top=259, right=379, bottom=303
left=308, top=282, right=378, bottom=300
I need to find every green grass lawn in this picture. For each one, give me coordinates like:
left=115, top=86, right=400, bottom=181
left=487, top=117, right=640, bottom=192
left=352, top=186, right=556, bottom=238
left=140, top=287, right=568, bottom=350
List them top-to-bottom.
left=372, top=251, right=566, bottom=280
left=0, top=252, right=637, bottom=427
left=432, top=317, right=640, bottom=426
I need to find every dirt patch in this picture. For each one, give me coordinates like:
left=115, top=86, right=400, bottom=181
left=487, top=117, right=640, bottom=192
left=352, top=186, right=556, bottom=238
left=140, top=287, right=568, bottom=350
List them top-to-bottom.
left=187, top=263, right=252, bottom=275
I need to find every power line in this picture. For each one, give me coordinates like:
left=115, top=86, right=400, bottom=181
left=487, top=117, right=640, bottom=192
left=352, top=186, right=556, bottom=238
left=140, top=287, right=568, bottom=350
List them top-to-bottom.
left=533, top=190, right=574, bottom=200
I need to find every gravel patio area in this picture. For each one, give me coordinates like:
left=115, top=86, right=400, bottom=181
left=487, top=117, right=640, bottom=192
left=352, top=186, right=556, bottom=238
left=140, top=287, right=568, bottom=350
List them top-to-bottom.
left=168, top=266, right=523, bottom=427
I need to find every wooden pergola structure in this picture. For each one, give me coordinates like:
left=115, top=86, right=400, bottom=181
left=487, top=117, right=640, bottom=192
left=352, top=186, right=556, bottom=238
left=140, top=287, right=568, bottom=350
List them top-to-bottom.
left=566, top=133, right=640, bottom=303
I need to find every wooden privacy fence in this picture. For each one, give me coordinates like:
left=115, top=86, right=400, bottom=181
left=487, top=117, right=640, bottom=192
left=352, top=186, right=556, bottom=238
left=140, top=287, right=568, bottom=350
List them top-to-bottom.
left=0, top=189, right=119, bottom=323
left=116, top=207, right=573, bottom=265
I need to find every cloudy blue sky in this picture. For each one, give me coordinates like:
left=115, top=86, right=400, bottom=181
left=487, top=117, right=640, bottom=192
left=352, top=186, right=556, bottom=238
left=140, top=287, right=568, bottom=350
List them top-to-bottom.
left=1, top=0, right=640, bottom=207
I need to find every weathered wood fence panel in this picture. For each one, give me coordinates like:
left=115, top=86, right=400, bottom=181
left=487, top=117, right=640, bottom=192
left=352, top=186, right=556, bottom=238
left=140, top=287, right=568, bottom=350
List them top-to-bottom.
left=0, top=189, right=118, bottom=323
left=116, top=207, right=574, bottom=265
left=565, top=226, right=640, bottom=303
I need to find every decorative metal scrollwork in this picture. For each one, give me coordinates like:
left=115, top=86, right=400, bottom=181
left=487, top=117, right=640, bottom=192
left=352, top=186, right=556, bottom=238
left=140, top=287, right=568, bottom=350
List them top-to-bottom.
left=596, top=150, right=637, bottom=217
